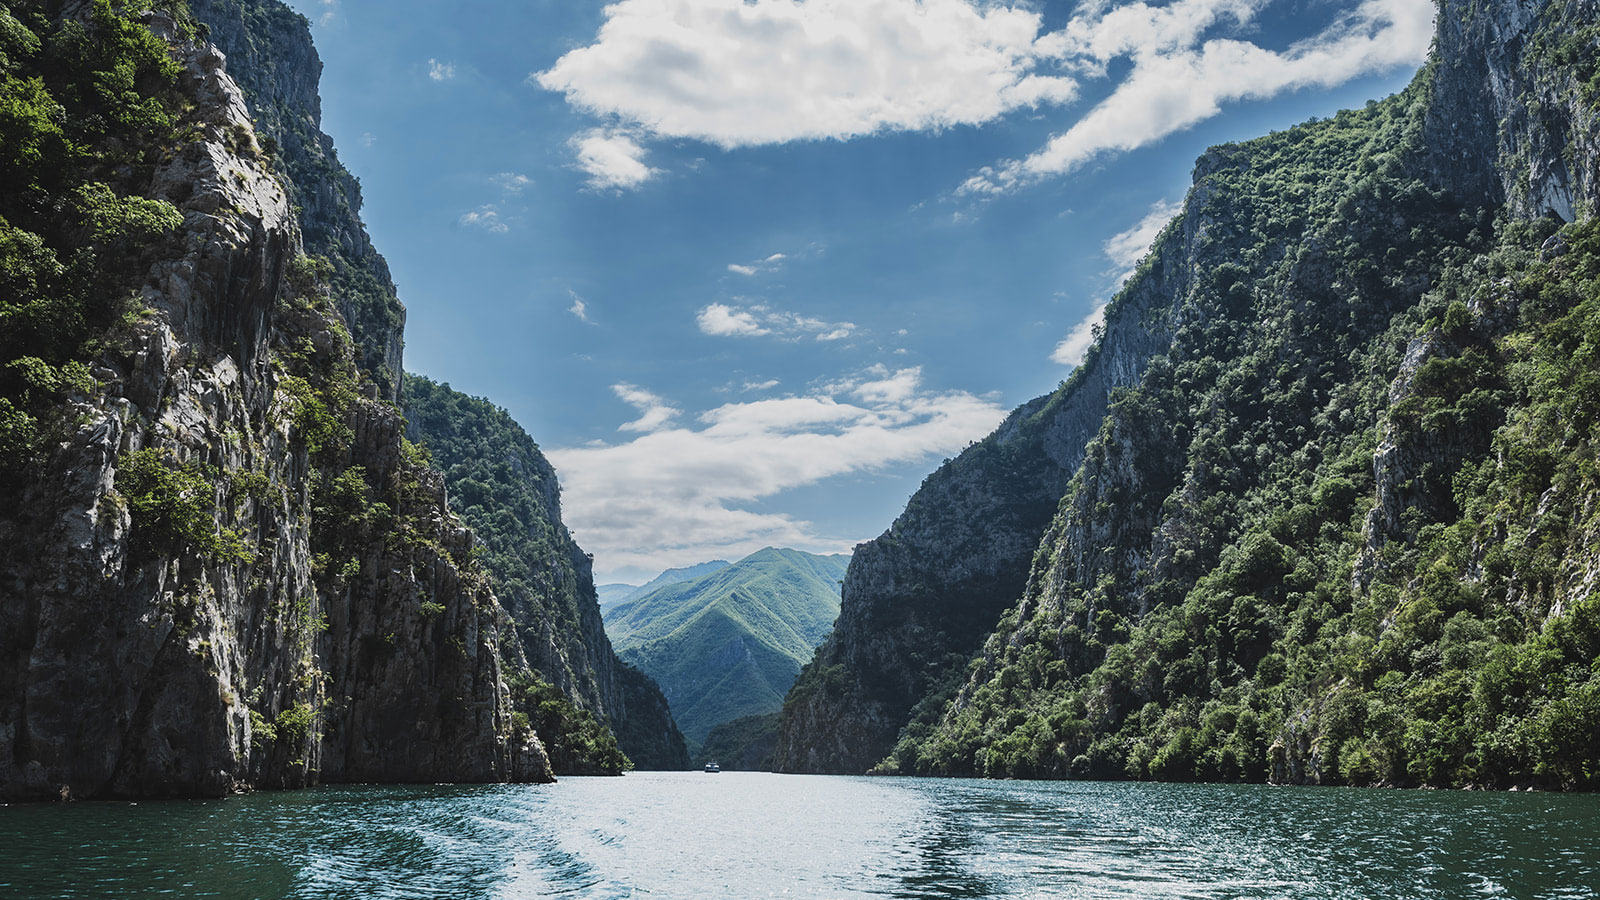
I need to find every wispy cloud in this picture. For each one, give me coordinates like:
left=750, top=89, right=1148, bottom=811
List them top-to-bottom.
left=535, top=0, right=1431, bottom=193
left=964, top=0, right=1434, bottom=193
left=428, top=58, right=456, bottom=82
left=571, top=128, right=659, bottom=191
left=492, top=172, right=532, bottom=194
left=1052, top=199, right=1181, bottom=366
left=1104, top=199, right=1181, bottom=278
left=458, top=204, right=508, bottom=233
left=727, top=252, right=788, bottom=277
left=568, top=289, right=593, bottom=323
left=696, top=302, right=854, bottom=342
left=549, top=365, right=1007, bottom=578
left=613, top=383, right=681, bottom=433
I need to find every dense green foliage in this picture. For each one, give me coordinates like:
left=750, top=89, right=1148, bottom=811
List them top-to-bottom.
left=0, top=0, right=186, bottom=483
left=886, top=61, right=1600, bottom=788
left=402, top=374, right=697, bottom=772
left=402, top=376, right=595, bottom=680
left=607, top=548, right=848, bottom=745
left=508, top=670, right=630, bottom=776
left=695, top=712, right=781, bottom=770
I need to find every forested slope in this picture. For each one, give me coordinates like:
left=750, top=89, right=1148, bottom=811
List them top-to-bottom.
left=780, top=0, right=1600, bottom=788
left=403, top=375, right=688, bottom=771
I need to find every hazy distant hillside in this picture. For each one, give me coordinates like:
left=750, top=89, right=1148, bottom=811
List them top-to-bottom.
left=607, top=548, right=848, bottom=745
left=608, top=560, right=732, bottom=609
left=596, top=583, right=639, bottom=611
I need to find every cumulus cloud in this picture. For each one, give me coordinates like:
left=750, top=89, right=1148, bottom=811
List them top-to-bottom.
left=534, top=0, right=1076, bottom=149
left=536, top=0, right=1431, bottom=192
left=965, top=0, right=1435, bottom=192
left=428, top=58, right=456, bottom=81
left=571, top=128, right=659, bottom=190
left=1052, top=198, right=1181, bottom=366
left=458, top=205, right=508, bottom=233
left=727, top=264, right=759, bottom=276
left=696, top=302, right=854, bottom=342
left=697, top=302, right=771, bottom=337
left=548, top=366, right=1007, bottom=577
left=613, top=383, right=681, bottom=433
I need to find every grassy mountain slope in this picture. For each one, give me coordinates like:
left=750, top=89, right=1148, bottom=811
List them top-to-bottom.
left=607, top=548, right=848, bottom=744
left=610, top=561, right=731, bottom=608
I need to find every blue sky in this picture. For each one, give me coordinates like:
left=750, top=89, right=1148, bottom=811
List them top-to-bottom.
left=284, top=0, right=1431, bottom=583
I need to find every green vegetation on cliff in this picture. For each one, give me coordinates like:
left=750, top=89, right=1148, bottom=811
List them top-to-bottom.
left=0, top=0, right=184, bottom=481
left=877, top=13, right=1600, bottom=787
left=403, top=373, right=690, bottom=771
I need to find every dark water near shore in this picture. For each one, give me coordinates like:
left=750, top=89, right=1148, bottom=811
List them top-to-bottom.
left=3, top=773, right=1597, bottom=899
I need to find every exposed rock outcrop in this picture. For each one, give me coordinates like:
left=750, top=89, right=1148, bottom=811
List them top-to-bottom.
left=0, top=5, right=549, bottom=801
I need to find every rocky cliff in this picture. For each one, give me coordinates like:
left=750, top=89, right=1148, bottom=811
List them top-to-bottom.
left=0, top=0, right=548, bottom=800
left=187, top=0, right=405, bottom=401
left=778, top=0, right=1600, bottom=787
left=403, top=375, right=690, bottom=770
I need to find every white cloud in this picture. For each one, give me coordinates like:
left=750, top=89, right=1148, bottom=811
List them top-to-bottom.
left=535, top=0, right=1077, bottom=149
left=536, top=0, right=1431, bottom=194
left=965, top=0, right=1435, bottom=192
left=428, top=58, right=456, bottom=81
left=571, top=128, right=659, bottom=190
left=493, top=172, right=532, bottom=193
left=1051, top=198, right=1181, bottom=366
left=1104, top=199, right=1181, bottom=277
left=458, top=205, right=508, bottom=233
left=726, top=251, right=789, bottom=277
left=568, top=290, right=592, bottom=323
left=697, top=302, right=771, bottom=337
left=697, top=302, right=854, bottom=342
left=1052, top=303, right=1106, bottom=366
left=548, top=366, right=1007, bottom=578
left=743, top=379, right=781, bottom=392
left=613, top=383, right=681, bottom=433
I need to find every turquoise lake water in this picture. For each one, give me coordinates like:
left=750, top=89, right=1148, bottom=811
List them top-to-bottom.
left=2, top=773, right=1597, bottom=898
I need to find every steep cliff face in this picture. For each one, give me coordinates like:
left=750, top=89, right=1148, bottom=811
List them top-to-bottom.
left=189, top=0, right=405, bottom=401
left=880, top=0, right=1600, bottom=789
left=0, top=2, right=548, bottom=800
left=771, top=118, right=1284, bottom=774
left=403, top=376, right=689, bottom=770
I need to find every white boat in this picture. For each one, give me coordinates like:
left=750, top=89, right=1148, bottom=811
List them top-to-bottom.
left=703, top=762, right=720, bottom=773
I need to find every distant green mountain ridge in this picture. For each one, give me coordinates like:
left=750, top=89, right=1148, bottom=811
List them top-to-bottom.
left=605, top=548, right=848, bottom=746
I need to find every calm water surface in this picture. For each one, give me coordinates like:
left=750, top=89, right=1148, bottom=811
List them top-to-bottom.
left=2, top=774, right=1597, bottom=899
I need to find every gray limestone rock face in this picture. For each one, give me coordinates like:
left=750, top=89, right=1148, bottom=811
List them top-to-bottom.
left=0, top=9, right=550, bottom=801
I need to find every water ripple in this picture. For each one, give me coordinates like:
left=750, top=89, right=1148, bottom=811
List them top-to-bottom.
left=3, top=776, right=1598, bottom=899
